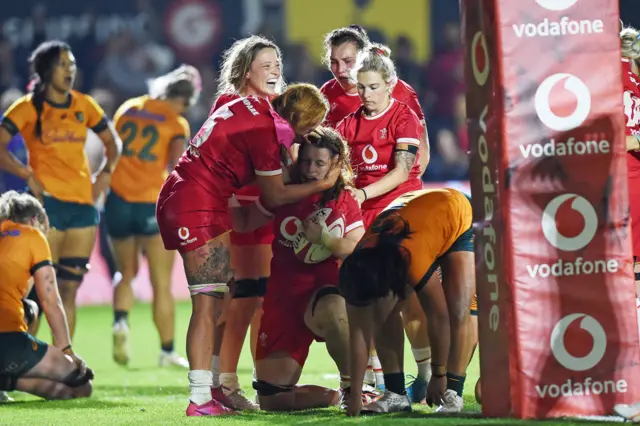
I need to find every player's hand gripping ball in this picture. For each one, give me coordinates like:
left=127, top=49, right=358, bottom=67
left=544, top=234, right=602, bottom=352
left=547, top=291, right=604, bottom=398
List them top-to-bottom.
left=293, top=207, right=345, bottom=264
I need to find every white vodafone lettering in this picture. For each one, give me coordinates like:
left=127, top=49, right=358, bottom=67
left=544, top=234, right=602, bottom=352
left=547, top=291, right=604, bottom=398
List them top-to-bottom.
left=512, top=17, right=604, bottom=38
left=519, top=138, right=610, bottom=158
left=534, top=313, right=626, bottom=399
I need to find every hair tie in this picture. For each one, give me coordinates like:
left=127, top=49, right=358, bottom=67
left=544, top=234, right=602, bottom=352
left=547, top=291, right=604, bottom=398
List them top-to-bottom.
left=374, top=48, right=386, bottom=57
left=26, top=75, right=41, bottom=92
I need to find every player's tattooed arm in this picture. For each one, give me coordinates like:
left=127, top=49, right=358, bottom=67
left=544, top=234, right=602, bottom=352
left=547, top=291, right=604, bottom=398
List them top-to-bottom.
left=395, top=149, right=417, bottom=175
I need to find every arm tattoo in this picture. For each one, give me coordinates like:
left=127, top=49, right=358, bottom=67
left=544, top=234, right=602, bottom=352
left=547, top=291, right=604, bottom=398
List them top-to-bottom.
left=395, top=150, right=416, bottom=174
left=44, top=271, right=55, bottom=293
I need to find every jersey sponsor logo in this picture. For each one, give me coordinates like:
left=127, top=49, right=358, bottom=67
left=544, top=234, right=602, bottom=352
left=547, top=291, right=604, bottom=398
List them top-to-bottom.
left=75, top=111, right=84, bottom=123
left=279, top=207, right=345, bottom=264
left=178, top=226, right=198, bottom=246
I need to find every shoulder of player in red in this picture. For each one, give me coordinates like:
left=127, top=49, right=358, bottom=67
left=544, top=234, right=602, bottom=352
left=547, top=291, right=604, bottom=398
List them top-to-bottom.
left=622, top=58, right=640, bottom=92
left=320, top=78, right=339, bottom=94
left=392, top=79, right=425, bottom=122
left=210, top=92, right=241, bottom=115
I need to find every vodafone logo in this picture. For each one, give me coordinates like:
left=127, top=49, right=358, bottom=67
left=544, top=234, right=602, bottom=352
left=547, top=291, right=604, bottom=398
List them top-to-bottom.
left=164, top=0, right=221, bottom=60
left=536, top=0, right=578, bottom=11
left=471, top=31, right=489, bottom=87
left=534, top=74, right=591, bottom=132
left=362, top=145, right=378, bottom=164
left=541, top=194, right=597, bottom=252
left=279, top=208, right=345, bottom=264
left=178, top=227, right=190, bottom=241
left=550, top=313, right=606, bottom=371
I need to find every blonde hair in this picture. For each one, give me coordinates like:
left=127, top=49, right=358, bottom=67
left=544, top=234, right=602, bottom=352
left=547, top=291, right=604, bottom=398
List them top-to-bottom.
left=322, top=25, right=370, bottom=67
left=621, top=25, right=640, bottom=61
left=217, top=35, right=284, bottom=97
left=350, top=43, right=398, bottom=89
left=148, top=64, right=202, bottom=106
left=271, top=83, right=329, bottom=131
left=0, top=191, right=46, bottom=226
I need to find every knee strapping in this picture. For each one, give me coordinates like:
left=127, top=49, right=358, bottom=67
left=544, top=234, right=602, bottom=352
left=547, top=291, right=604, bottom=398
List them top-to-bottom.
left=57, top=257, right=90, bottom=282
left=233, top=278, right=267, bottom=299
left=189, top=283, right=230, bottom=297
left=252, top=379, right=293, bottom=396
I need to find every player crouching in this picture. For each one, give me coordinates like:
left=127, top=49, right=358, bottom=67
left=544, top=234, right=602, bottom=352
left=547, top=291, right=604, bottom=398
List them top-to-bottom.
left=230, top=127, right=372, bottom=411
left=339, top=188, right=476, bottom=416
left=0, top=191, right=93, bottom=401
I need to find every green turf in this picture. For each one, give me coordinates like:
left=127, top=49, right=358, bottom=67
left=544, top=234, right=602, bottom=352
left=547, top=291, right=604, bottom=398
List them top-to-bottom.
left=0, top=302, right=621, bottom=425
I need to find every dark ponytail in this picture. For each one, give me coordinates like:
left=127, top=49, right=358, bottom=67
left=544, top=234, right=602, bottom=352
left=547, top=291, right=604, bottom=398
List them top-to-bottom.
left=28, top=40, right=71, bottom=140
left=339, top=212, right=413, bottom=306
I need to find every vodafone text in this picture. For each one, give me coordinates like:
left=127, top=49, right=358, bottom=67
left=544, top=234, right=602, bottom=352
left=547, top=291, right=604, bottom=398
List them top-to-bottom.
left=513, top=17, right=603, bottom=38
left=477, top=105, right=500, bottom=332
left=520, top=138, right=610, bottom=159
left=526, top=257, right=619, bottom=278
left=535, top=378, right=627, bottom=399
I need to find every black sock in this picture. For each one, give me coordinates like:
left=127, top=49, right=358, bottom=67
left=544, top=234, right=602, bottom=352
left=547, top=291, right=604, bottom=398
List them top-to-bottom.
left=114, top=310, right=128, bottom=324
left=161, top=340, right=174, bottom=353
left=383, top=372, right=406, bottom=395
left=446, top=372, right=466, bottom=397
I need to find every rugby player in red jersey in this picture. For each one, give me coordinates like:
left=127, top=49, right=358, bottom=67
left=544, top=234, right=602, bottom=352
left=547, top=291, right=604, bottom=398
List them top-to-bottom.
left=602, top=24, right=640, bottom=424
left=320, top=25, right=429, bottom=175
left=208, top=35, right=285, bottom=411
left=336, top=42, right=431, bottom=400
left=155, top=84, right=340, bottom=416
left=230, top=127, right=373, bottom=411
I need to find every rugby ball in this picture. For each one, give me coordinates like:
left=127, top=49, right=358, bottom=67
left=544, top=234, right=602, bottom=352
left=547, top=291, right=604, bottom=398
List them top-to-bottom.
left=292, top=207, right=345, bottom=264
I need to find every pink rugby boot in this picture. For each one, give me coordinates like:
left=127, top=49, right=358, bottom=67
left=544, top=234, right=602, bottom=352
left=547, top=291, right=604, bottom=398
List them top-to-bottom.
left=185, top=399, right=235, bottom=416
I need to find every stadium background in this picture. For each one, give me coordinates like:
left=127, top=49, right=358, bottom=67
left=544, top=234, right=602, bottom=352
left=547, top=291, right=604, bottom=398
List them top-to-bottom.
left=0, top=0, right=638, bottom=306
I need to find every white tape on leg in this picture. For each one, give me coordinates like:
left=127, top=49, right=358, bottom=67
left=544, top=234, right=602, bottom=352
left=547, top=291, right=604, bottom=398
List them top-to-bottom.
left=189, top=283, right=229, bottom=296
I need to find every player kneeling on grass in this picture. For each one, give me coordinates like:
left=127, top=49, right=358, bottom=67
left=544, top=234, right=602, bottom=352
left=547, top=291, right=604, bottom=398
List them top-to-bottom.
left=230, top=127, right=369, bottom=411
left=339, top=188, right=476, bottom=416
left=0, top=191, right=93, bottom=400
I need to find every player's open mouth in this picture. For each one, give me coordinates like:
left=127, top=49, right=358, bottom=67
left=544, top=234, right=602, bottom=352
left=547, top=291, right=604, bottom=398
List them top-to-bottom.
left=64, top=77, right=73, bottom=84
left=266, top=79, right=278, bottom=88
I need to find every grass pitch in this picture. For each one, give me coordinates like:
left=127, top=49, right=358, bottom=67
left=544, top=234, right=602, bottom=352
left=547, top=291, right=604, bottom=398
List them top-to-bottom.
left=0, top=302, right=623, bottom=425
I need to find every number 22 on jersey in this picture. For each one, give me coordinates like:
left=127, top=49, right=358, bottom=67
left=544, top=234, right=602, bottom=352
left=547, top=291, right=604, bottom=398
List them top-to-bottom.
left=120, top=121, right=160, bottom=162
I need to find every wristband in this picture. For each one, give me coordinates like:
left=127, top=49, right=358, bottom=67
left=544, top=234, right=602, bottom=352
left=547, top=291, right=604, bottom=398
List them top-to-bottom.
left=361, top=189, right=368, bottom=201
left=62, top=344, right=72, bottom=354
left=431, top=363, right=446, bottom=376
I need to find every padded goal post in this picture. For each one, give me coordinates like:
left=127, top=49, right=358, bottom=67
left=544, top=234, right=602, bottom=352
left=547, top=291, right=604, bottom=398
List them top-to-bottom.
left=461, top=0, right=640, bottom=418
